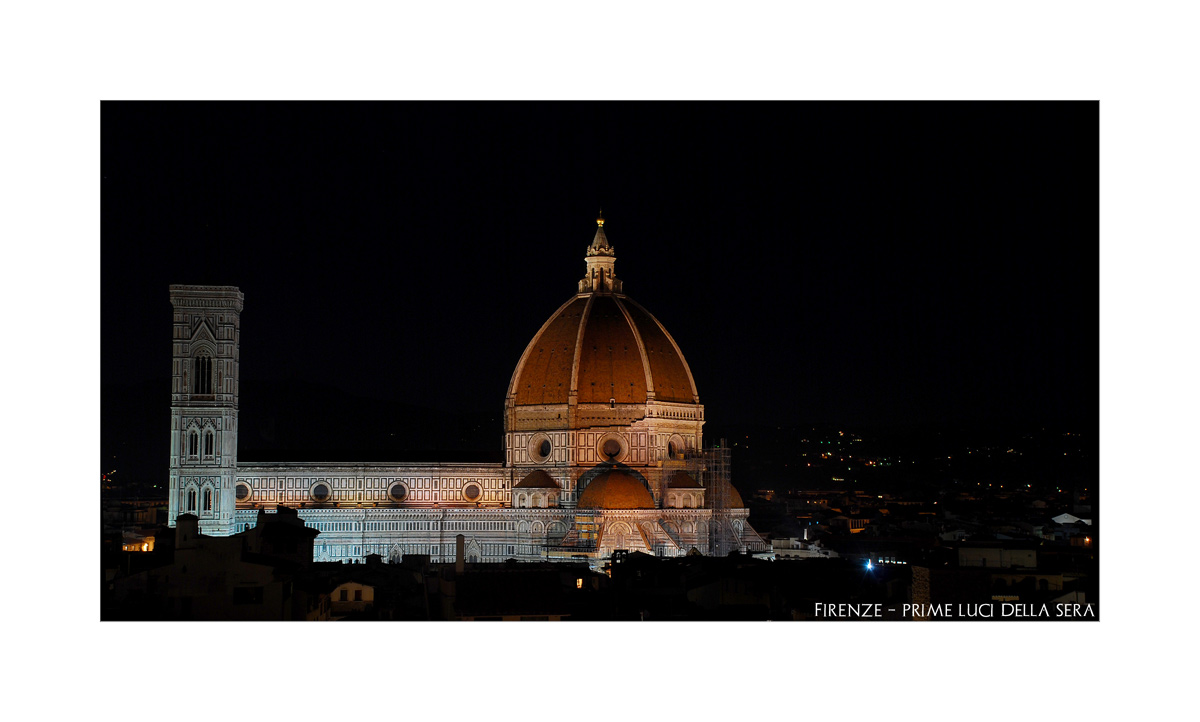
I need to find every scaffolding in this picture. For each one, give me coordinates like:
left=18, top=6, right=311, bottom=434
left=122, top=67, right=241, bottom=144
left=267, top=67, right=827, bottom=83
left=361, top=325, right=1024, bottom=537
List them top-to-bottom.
left=666, top=439, right=734, bottom=557
left=705, top=439, right=734, bottom=557
left=574, top=509, right=601, bottom=548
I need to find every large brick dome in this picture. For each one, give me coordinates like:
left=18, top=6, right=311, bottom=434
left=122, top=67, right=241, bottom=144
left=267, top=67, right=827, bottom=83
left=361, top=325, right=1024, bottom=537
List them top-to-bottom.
left=504, top=215, right=707, bottom=472
left=508, top=293, right=698, bottom=407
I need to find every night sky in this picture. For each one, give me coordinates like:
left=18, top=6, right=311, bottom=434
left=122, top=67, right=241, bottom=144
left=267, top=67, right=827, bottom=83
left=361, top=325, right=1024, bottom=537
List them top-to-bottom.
left=102, top=102, right=1097, bottom=470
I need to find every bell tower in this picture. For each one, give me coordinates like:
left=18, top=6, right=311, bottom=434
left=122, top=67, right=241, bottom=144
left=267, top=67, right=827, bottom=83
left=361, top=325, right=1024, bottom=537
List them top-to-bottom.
left=167, top=285, right=243, bottom=535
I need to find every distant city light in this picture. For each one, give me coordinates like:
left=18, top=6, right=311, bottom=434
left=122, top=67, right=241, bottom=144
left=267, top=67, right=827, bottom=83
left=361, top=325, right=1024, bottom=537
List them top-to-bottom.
left=866, top=560, right=873, bottom=570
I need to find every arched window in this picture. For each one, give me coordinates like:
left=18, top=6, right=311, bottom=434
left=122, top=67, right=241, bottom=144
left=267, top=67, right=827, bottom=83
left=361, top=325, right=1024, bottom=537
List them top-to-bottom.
left=193, top=354, right=213, bottom=395
left=188, top=430, right=199, bottom=457
left=204, top=430, right=214, bottom=456
left=203, top=488, right=213, bottom=511
left=187, top=489, right=197, bottom=511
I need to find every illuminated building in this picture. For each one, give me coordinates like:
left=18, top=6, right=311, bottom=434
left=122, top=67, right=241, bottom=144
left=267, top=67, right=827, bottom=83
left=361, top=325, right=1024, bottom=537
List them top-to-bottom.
left=166, top=216, right=766, bottom=565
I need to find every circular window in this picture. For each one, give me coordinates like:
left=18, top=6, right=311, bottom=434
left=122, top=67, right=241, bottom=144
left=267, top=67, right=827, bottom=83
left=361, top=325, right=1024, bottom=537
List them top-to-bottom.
left=528, top=433, right=553, bottom=463
left=596, top=433, right=628, bottom=462
left=235, top=483, right=251, bottom=501
left=311, top=483, right=330, bottom=502
left=388, top=483, right=408, bottom=502
left=463, top=483, right=481, bottom=501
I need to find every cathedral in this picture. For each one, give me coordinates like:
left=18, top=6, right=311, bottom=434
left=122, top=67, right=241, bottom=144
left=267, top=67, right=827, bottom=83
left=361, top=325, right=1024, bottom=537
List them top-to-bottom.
left=167, top=215, right=767, bottom=566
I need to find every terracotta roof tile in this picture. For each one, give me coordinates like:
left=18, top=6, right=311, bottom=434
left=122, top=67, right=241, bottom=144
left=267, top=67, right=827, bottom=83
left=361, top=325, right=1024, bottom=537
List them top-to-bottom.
left=511, top=294, right=698, bottom=408
left=514, top=296, right=588, bottom=406
left=576, top=296, right=648, bottom=404
left=621, top=298, right=696, bottom=403
left=514, top=469, right=561, bottom=489
left=577, top=470, right=656, bottom=509
left=667, top=471, right=702, bottom=488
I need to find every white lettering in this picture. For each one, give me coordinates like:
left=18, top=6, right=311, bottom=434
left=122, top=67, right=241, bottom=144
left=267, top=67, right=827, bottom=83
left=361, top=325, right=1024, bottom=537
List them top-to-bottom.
left=813, top=603, right=883, bottom=618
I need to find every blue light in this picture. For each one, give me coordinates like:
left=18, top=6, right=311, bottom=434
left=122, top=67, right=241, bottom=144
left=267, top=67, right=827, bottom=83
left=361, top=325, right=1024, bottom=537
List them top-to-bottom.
left=866, top=559, right=873, bottom=571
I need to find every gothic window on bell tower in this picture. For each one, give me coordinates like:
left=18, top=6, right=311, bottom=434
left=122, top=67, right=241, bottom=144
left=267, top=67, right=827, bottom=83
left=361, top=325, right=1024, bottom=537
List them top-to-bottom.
left=193, top=353, right=213, bottom=395
left=188, top=430, right=199, bottom=457
left=204, top=430, right=215, bottom=457
left=203, top=487, right=213, bottom=512
left=187, top=489, right=197, bottom=512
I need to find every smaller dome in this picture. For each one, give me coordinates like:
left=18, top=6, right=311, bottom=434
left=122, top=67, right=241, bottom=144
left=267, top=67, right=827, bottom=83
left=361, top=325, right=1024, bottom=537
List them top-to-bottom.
left=514, top=470, right=560, bottom=489
left=578, top=470, right=655, bottom=510
left=666, top=471, right=702, bottom=489
left=728, top=485, right=745, bottom=509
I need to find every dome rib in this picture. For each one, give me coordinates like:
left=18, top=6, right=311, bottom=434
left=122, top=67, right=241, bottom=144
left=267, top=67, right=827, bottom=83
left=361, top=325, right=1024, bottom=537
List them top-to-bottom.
left=509, top=291, right=699, bottom=408
left=567, top=294, right=595, bottom=403
left=509, top=296, right=588, bottom=406
left=575, top=296, right=647, bottom=404
left=613, top=296, right=656, bottom=398
left=621, top=297, right=699, bottom=403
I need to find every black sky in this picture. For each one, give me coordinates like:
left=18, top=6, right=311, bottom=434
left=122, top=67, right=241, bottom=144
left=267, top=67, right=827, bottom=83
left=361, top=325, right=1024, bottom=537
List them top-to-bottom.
left=102, top=101, right=1097, bottom=452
